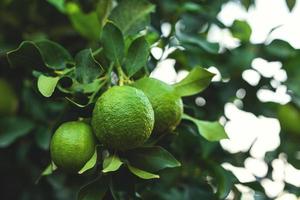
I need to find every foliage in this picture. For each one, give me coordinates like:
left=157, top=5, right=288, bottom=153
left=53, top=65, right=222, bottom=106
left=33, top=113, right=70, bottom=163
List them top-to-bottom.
left=0, top=0, right=300, bottom=199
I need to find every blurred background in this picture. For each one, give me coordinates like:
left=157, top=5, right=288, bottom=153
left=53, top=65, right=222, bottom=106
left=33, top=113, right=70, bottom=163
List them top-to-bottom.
left=1, top=0, right=300, bottom=199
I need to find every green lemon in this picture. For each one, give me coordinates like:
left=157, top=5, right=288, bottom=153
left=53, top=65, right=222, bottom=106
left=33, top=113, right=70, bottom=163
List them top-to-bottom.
left=133, top=77, right=183, bottom=134
left=0, top=79, right=18, bottom=116
left=92, top=86, right=154, bottom=150
left=278, top=103, right=300, bottom=135
left=50, top=121, right=96, bottom=172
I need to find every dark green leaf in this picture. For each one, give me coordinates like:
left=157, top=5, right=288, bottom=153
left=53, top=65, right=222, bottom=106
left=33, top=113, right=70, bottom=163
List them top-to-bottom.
left=97, top=0, right=113, bottom=26
left=109, top=0, right=155, bottom=36
left=241, top=0, right=252, bottom=10
left=286, top=0, right=296, bottom=11
left=66, top=2, right=102, bottom=41
left=231, top=20, right=252, bottom=42
left=101, top=22, right=125, bottom=62
left=177, top=32, right=219, bottom=54
left=124, top=36, right=149, bottom=77
left=265, top=39, right=296, bottom=59
left=7, top=40, right=72, bottom=70
left=75, top=49, right=103, bottom=84
left=174, top=67, right=214, bottom=97
left=37, top=75, right=60, bottom=97
left=182, top=114, right=228, bottom=141
left=0, top=117, right=35, bottom=148
left=34, top=126, right=52, bottom=150
left=126, top=146, right=181, bottom=172
left=78, top=150, right=97, bottom=174
left=102, top=154, right=123, bottom=173
left=127, top=164, right=159, bottom=179
left=212, top=165, right=237, bottom=199
left=77, top=177, right=108, bottom=200
left=243, top=181, right=265, bottom=193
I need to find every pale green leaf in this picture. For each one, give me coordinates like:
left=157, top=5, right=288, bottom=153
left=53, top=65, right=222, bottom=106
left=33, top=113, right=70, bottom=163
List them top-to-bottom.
left=174, top=67, right=214, bottom=97
left=37, top=75, right=60, bottom=97
left=182, top=114, right=228, bottom=141
left=78, top=150, right=97, bottom=174
left=102, top=154, right=123, bottom=173
left=127, top=164, right=159, bottom=179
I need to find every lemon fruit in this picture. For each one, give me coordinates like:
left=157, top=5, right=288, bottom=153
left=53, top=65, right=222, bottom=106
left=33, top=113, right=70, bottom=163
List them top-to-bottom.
left=133, top=77, right=183, bottom=134
left=0, top=79, right=18, bottom=116
left=92, top=86, right=154, bottom=150
left=278, top=103, right=300, bottom=135
left=50, top=121, right=96, bottom=172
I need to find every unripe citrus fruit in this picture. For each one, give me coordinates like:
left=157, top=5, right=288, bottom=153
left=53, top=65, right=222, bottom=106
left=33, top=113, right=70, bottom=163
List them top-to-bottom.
left=133, top=77, right=183, bottom=134
left=0, top=79, right=18, bottom=116
left=92, top=86, right=154, bottom=150
left=278, top=103, right=300, bottom=135
left=50, top=121, right=96, bottom=172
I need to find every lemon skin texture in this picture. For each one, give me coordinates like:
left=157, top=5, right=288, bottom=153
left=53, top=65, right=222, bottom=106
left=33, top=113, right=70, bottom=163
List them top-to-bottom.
left=133, top=77, right=183, bottom=134
left=0, top=79, right=18, bottom=116
left=92, top=86, right=154, bottom=150
left=50, top=121, right=96, bottom=172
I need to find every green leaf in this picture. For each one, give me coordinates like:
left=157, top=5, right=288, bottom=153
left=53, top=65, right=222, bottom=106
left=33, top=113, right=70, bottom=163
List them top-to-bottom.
left=47, top=0, right=65, bottom=13
left=97, top=0, right=113, bottom=26
left=109, top=0, right=155, bottom=36
left=241, top=0, right=253, bottom=10
left=286, top=0, right=296, bottom=11
left=66, top=3, right=102, bottom=41
left=230, top=20, right=252, bottom=42
left=101, top=22, right=125, bottom=62
left=176, top=32, right=219, bottom=54
left=124, top=36, right=149, bottom=77
left=265, top=39, right=296, bottom=59
left=7, top=40, right=72, bottom=70
left=75, top=49, right=103, bottom=84
left=174, top=67, right=215, bottom=97
left=37, top=75, right=60, bottom=97
left=182, top=114, right=228, bottom=141
left=0, top=117, right=35, bottom=148
left=34, top=126, right=52, bottom=150
left=126, top=146, right=181, bottom=172
left=78, top=150, right=97, bottom=174
left=102, top=154, right=123, bottom=173
left=35, top=162, right=57, bottom=184
left=43, top=162, right=57, bottom=176
left=42, top=163, right=55, bottom=176
left=127, top=164, right=159, bottom=179
left=212, top=164, right=237, bottom=199
left=77, top=177, right=108, bottom=200
left=243, top=181, right=265, bottom=193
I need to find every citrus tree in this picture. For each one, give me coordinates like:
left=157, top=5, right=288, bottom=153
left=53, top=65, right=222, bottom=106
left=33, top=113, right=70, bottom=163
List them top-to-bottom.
left=1, top=0, right=300, bottom=199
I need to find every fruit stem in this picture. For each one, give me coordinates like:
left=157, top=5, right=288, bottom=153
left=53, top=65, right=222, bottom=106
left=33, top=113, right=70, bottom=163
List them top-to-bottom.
left=116, top=61, right=124, bottom=86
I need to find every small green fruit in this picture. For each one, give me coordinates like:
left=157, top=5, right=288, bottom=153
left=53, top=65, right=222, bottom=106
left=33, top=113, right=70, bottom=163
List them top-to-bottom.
left=133, top=77, right=183, bottom=134
left=92, top=86, right=154, bottom=150
left=50, top=121, right=96, bottom=172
